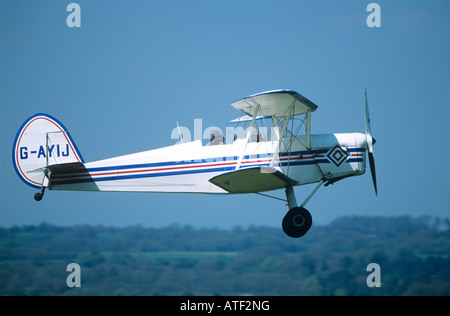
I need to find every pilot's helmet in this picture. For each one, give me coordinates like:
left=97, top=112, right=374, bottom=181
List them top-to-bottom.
left=210, top=130, right=224, bottom=145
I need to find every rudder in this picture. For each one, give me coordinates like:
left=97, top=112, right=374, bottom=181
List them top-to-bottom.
left=12, top=113, right=84, bottom=189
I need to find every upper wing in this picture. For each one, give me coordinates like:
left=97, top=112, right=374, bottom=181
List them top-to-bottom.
left=231, top=89, right=318, bottom=118
left=209, top=166, right=297, bottom=194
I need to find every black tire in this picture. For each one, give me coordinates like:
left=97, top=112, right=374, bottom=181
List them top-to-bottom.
left=34, top=193, right=43, bottom=201
left=282, top=207, right=312, bottom=238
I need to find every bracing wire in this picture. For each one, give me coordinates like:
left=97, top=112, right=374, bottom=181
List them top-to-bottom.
left=255, top=192, right=287, bottom=203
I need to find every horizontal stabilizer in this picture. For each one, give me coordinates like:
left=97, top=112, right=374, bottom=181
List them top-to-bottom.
left=35, top=162, right=95, bottom=189
left=41, top=162, right=87, bottom=175
left=209, top=166, right=297, bottom=194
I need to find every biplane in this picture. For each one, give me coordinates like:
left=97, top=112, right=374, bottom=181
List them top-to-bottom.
left=12, top=89, right=377, bottom=238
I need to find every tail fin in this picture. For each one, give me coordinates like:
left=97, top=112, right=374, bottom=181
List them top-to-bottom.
left=12, top=113, right=84, bottom=189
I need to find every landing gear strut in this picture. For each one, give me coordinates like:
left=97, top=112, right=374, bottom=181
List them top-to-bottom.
left=34, top=171, right=49, bottom=202
left=282, top=181, right=324, bottom=238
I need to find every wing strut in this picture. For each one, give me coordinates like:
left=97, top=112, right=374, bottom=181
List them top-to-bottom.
left=269, top=101, right=294, bottom=167
left=235, top=104, right=261, bottom=170
left=306, top=110, right=311, bottom=149
left=300, top=180, right=324, bottom=207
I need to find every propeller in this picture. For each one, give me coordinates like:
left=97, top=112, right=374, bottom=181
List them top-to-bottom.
left=364, top=87, right=377, bottom=196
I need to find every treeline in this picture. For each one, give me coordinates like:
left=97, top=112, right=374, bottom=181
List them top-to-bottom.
left=0, top=215, right=449, bottom=296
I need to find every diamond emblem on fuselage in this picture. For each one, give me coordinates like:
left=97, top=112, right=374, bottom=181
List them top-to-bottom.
left=327, top=145, right=348, bottom=167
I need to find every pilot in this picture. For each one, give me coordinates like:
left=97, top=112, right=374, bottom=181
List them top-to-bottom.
left=209, top=130, right=224, bottom=145
left=250, top=131, right=265, bottom=143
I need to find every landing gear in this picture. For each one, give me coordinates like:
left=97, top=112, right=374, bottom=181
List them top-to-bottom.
left=34, top=171, right=49, bottom=202
left=282, top=181, right=324, bottom=238
left=34, top=187, right=45, bottom=201
left=34, top=192, right=43, bottom=201
left=282, top=207, right=312, bottom=238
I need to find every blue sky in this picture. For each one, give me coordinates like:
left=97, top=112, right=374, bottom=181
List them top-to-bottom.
left=1, top=0, right=449, bottom=230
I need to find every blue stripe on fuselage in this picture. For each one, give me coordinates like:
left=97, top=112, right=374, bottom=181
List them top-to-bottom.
left=51, top=148, right=365, bottom=186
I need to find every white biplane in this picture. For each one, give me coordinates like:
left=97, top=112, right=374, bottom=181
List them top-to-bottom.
left=13, top=89, right=377, bottom=238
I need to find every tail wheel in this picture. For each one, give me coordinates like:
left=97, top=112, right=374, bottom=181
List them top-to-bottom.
left=34, top=185, right=46, bottom=201
left=34, top=193, right=43, bottom=201
left=282, top=207, right=312, bottom=238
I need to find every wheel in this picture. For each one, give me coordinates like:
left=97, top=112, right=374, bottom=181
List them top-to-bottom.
left=34, top=193, right=43, bottom=201
left=282, top=207, right=312, bottom=238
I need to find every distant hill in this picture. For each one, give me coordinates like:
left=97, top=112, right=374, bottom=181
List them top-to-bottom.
left=0, top=215, right=449, bottom=296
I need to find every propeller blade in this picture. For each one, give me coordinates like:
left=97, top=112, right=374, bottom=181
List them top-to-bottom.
left=364, top=87, right=378, bottom=196
left=364, top=87, right=372, bottom=137
left=368, top=151, right=377, bottom=196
